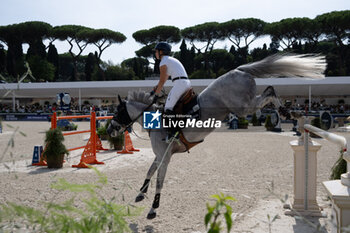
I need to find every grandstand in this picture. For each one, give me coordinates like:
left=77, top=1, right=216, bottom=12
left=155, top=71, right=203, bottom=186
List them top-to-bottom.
left=0, top=76, right=350, bottom=112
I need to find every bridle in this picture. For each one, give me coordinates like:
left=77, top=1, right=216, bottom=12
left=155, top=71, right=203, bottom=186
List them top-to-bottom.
left=112, top=95, right=154, bottom=133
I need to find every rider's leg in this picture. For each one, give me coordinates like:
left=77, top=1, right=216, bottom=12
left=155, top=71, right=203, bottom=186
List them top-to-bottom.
left=164, top=79, right=191, bottom=110
left=164, top=80, right=191, bottom=142
left=163, top=109, right=178, bottom=142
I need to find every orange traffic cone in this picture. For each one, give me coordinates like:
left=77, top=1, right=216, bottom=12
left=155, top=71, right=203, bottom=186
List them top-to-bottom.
left=117, top=131, right=140, bottom=154
left=96, top=136, right=108, bottom=152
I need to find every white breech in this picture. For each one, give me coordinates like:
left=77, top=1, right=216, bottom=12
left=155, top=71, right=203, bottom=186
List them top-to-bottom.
left=164, top=79, right=191, bottom=111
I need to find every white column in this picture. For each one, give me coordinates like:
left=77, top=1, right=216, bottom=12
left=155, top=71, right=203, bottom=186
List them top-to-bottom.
left=309, top=85, right=312, bottom=111
left=79, top=88, right=81, bottom=112
left=12, top=91, right=15, bottom=112
left=285, top=139, right=323, bottom=217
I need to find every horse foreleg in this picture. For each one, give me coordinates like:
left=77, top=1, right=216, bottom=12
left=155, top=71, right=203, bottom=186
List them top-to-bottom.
left=147, top=152, right=172, bottom=219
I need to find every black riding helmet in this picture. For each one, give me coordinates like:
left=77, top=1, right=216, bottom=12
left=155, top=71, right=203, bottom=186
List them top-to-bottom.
left=155, top=42, right=171, bottom=55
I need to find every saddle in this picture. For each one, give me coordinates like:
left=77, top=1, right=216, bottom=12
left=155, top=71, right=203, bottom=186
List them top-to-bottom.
left=172, top=88, right=203, bottom=152
left=173, top=88, right=200, bottom=117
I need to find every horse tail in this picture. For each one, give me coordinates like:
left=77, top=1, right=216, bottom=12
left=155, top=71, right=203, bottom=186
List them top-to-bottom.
left=236, top=53, right=326, bottom=79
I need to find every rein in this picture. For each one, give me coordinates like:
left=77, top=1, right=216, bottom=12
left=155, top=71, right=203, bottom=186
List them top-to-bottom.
left=122, top=102, right=154, bottom=133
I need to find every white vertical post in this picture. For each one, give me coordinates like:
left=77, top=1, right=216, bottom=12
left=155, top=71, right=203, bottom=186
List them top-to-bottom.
left=309, top=85, right=311, bottom=111
left=79, top=88, right=81, bottom=112
left=12, top=91, right=15, bottom=112
left=304, top=130, right=309, bottom=210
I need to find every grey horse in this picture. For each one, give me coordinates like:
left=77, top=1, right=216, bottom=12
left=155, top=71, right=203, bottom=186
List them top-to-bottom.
left=107, top=53, right=326, bottom=219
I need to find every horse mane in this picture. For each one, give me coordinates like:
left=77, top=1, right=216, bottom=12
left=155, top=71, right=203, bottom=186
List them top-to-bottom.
left=127, top=90, right=153, bottom=105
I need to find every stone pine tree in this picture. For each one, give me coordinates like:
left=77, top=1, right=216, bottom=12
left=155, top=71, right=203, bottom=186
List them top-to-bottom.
left=315, top=10, right=350, bottom=75
left=221, top=18, right=266, bottom=65
left=19, top=21, right=54, bottom=82
left=19, top=21, right=51, bottom=59
left=181, top=22, right=224, bottom=74
left=0, top=24, right=25, bottom=82
left=51, top=25, right=92, bottom=81
left=133, top=25, right=181, bottom=73
left=79, top=28, right=126, bottom=81
left=80, top=28, right=126, bottom=60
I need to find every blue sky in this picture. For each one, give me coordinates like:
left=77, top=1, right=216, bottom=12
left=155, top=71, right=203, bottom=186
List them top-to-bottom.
left=1, top=0, right=349, bottom=64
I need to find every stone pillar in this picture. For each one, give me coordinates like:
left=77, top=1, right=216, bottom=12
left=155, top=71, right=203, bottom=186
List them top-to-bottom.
left=285, top=140, right=323, bottom=216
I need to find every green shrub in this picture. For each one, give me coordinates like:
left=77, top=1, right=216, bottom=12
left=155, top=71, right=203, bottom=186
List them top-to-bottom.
left=251, top=113, right=261, bottom=126
left=264, top=115, right=274, bottom=131
left=238, top=117, right=249, bottom=129
left=311, top=117, right=321, bottom=128
left=97, top=125, right=107, bottom=136
left=43, top=128, right=69, bottom=168
left=108, top=133, right=124, bottom=150
left=330, top=150, right=347, bottom=180
left=205, top=193, right=236, bottom=233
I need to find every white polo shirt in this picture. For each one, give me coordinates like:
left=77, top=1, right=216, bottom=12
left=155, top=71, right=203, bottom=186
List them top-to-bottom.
left=159, top=56, right=188, bottom=80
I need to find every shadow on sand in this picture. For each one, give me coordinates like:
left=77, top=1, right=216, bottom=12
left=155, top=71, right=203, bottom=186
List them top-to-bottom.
left=129, top=223, right=155, bottom=233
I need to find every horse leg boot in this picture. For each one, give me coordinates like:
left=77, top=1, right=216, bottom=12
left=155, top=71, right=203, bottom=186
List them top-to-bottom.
left=135, top=179, right=150, bottom=202
left=147, top=193, right=160, bottom=219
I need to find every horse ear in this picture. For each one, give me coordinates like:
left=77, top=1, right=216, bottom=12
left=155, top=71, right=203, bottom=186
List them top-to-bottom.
left=118, top=95, right=122, bottom=104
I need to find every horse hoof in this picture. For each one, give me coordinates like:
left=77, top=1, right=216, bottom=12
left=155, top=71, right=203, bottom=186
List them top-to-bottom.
left=135, top=193, right=145, bottom=202
left=147, top=212, right=157, bottom=219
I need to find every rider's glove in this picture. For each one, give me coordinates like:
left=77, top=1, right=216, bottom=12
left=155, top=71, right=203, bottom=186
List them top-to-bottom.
left=153, top=94, right=159, bottom=103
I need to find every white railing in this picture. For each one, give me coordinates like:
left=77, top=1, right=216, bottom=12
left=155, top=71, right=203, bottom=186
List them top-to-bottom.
left=304, top=124, right=347, bottom=151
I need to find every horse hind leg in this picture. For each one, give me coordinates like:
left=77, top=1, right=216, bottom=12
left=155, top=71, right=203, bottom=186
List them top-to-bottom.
left=254, top=86, right=281, bottom=110
left=254, top=86, right=291, bottom=119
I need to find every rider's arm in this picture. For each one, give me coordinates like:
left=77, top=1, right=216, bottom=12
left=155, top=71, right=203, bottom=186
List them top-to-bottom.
left=155, top=65, right=168, bottom=95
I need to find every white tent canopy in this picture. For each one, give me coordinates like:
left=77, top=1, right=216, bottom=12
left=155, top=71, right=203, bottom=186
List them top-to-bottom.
left=1, top=76, right=350, bottom=111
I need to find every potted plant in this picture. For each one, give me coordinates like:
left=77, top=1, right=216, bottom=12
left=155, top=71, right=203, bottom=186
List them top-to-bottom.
left=251, top=113, right=261, bottom=126
left=264, top=115, right=274, bottom=131
left=237, top=117, right=249, bottom=129
left=104, top=119, right=125, bottom=150
left=97, top=124, right=108, bottom=140
left=43, top=128, right=69, bottom=168
left=107, top=133, right=124, bottom=150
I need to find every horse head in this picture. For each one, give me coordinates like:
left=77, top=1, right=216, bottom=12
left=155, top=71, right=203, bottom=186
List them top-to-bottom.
left=107, top=95, right=133, bottom=137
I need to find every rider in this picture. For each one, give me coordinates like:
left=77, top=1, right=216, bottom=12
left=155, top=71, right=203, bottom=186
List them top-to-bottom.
left=152, top=42, right=192, bottom=142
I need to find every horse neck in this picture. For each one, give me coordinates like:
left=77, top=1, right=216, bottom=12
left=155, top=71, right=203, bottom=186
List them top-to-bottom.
left=126, top=101, right=151, bottom=126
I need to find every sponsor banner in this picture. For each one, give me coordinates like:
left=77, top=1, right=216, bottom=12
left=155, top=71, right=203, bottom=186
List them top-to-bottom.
left=2, top=114, right=50, bottom=121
